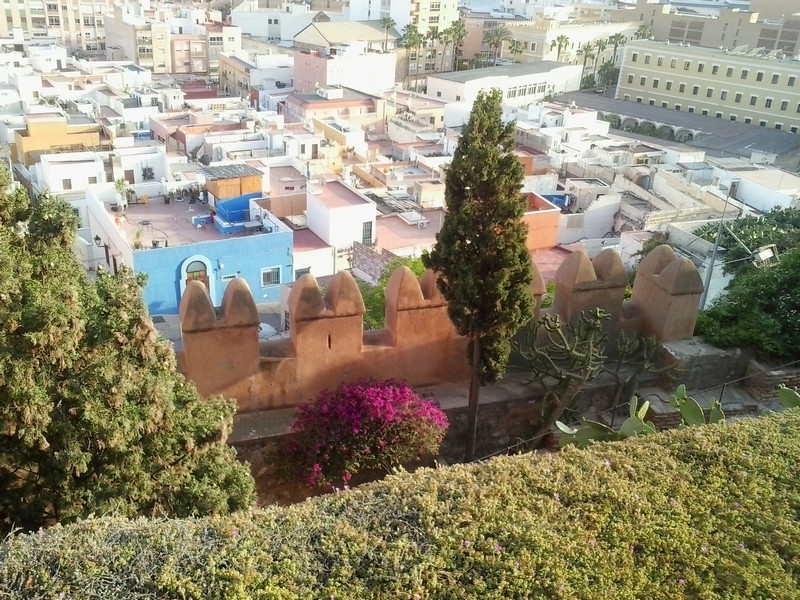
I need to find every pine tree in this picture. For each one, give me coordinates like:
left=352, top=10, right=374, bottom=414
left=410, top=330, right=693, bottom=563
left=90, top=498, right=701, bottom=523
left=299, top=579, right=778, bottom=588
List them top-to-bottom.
left=423, top=89, right=533, bottom=461
left=0, top=169, right=255, bottom=531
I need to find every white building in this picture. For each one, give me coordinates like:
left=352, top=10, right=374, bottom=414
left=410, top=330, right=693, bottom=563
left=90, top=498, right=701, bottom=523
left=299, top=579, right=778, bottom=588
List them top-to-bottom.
left=294, top=42, right=397, bottom=96
left=427, top=62, right=582, bottom=117
left=306, top=179, right=377, bottom=250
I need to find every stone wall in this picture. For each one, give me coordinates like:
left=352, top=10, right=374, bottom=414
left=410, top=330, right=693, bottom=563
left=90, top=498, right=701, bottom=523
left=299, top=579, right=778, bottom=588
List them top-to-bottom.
left=178, top=245, right=705, bottom=413
left=745, top=360, right=800, bottom=403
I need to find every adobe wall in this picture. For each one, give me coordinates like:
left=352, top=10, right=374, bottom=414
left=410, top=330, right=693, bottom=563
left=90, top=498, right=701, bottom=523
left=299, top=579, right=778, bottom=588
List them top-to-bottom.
left=177, top=245, right=704, bottom=413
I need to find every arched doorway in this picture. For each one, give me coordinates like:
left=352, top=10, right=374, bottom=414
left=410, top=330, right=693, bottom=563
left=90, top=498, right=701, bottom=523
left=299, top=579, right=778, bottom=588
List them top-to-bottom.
left=185, top=260, right=209, bottom=290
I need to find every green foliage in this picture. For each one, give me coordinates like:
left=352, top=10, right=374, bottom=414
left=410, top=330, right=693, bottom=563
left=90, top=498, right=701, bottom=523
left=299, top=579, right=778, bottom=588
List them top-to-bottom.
left=424, top=88, right=533, bottom=383
left=0, top=169, right=255, bottom=532
left=693, top=207, right=800, bottom=276
left=696, top=247, right=800, bottom=359
left=358, top=257, right=426, bottom=330
left=516, top=309, right=609, bottom=438
left=669, top=384, right=726, bottom=427
left=778, top=385, right=800, bottom=409
left=557, top=395, right=657, bottom=448
left=3, top=410, right=800, bottom=598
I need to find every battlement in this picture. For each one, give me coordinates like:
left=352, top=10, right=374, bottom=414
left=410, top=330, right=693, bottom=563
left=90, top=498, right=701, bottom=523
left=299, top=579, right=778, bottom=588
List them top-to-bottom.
left=177, top=245, right=703, bottom=413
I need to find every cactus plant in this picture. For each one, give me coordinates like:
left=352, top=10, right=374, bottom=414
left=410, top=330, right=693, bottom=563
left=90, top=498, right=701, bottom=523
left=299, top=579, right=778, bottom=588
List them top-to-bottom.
left=669, top=384, right=725, bottom=427
left=778, top=385, right=800, bottom=409
left=556, top=395, right=657, bottom=448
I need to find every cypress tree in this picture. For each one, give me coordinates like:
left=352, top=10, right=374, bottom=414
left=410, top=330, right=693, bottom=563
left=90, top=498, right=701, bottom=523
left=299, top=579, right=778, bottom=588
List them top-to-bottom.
left=424, top=89, right=533, bottom=461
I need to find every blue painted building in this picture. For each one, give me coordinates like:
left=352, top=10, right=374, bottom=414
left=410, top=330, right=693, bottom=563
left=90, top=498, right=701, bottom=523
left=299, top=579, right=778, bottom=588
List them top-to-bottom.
left=123, top=187, right=294, bottom=314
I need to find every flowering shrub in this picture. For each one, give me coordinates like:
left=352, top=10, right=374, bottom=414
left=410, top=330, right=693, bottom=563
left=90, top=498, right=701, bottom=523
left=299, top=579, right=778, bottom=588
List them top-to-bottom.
left=286, top=379, right=448, bottom=487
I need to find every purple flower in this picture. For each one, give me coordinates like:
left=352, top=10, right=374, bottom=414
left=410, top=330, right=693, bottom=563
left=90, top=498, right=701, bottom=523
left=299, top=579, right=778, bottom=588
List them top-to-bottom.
left=230, top=530, right=239, bottom=538
left=588, top=539, right=597, bottom=548
left=463, top=540, right=472, bottom=548
left=494, top=545, right=505, bottom=553
left=700, top=547, right=708, bottom=554
left=677, top=579, right=685, bottom=586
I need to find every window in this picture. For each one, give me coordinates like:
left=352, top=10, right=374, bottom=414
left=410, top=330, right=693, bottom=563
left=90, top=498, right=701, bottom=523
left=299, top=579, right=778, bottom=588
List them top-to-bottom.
left=47, top=16, right=59, bottom=24
left=632, top=52, right=638, bottom=62
left=644, top=54, right=650, bottom=64
left=657, top=57, right=663, bottom=66
left=670, top=58, right=677, bottom=68
left=683, top=60, right=690, bottom=70
left=697, top=63, right=704, bottom=73
left=712, top=65, right=719, bottom=75
left=726, top=67, right=733, bottom=77
left=741, top=69, right=748, bottom=79
left=756, top=72, right=764, bottom=82
left=772, top=74, right=779, bottom=84
left=627, top=75, right=634, bottom=84
left=640, top=76, right=646, bottom=85
left=789, top=76, right=796, bottom=86
left=652, top=79, right=659, bottom=88
left=666, top=81, right=672, bottom=91
left=679, top=83, right=686, bottom=92
left=692, top=85, right=699, bottom=95
left=706, top=88, right=713, bottom=98
left=436, top=91, right=441, bottom=97
left=720, top=91, right=728, bottom=100
left=735, top=93, right=742, bottom=103
left=624, top=94, right=630, bottom=100
left=455, top=95, right=461, bottom=101
left=749, top=95, right=757, bottom=106
left=636, top=97, right=643, bottom=103
left=765, top=98, right=772, bottom=108
left=648, top=99, right=655, bottom=106
left=781, top=100, right=788, bottom=110
left=661, top=101, right=668, bottom=108
left=797, top=102, right=800, bottom=113
left=675, top=104, right=681, bottom=110
left=688, top=107, right=694, bottom=113
left=701, top=109, right=709, bottom=116
left=715, top=112, right=723, bottom=118
left=730, top=115, right=736, bottom=121
left=744, top=117, right=752, bottom=124
left=759, top=120, right=767, bottom=127
left=775, top=123, right=782, bottom=130
left=791, top=126, right=798, bottom=134
left=88, top=176, right=97, bottom=184
left=62, top=178, right=71, bottom=190
left=361, top=221, right=373, bottom=245
left=186, top=261, right=207, bottom=283
left=261, top=266, right=280, bottom=287
left=295, top=267, right=311, bottom=279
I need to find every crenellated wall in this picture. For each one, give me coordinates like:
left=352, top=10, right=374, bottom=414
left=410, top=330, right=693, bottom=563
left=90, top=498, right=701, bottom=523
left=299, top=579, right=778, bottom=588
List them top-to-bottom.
left=177, top=245, right=704, bottom=413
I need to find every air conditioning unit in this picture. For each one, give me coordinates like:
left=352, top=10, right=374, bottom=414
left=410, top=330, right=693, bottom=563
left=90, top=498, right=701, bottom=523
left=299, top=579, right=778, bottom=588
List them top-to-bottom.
left=417, top=220, right=428, bottom=229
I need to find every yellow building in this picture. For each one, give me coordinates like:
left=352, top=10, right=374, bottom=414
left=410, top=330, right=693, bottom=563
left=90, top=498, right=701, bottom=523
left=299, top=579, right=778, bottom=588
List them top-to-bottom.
left=13, top=112, right=110, bottom=167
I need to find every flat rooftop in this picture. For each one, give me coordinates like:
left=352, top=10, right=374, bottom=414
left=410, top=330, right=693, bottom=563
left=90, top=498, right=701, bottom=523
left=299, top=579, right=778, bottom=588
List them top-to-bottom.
left=429, top=61, right=570, bottom=84
left=315, top=180, right=372, bottom=209
left=111, top=194, right=275, bottom=248
left=376, top=209, right=443, bottom=255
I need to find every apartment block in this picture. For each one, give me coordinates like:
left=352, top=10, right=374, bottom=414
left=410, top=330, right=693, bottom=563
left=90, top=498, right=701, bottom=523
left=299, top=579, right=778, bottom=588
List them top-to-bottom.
left=0, top=0, right=108, bottom=52
left=617, top=0, right=800, bottom=56
left=616, top=40, right=800, bottom=133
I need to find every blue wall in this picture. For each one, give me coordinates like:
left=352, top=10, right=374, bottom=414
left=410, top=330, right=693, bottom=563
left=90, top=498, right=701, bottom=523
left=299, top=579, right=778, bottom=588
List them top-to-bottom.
left=134, top=230, right=293, bottom=315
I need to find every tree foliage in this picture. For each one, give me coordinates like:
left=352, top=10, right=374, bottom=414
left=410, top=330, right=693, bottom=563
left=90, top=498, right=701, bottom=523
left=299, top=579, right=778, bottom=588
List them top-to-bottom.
left=424, top=88, right=533, bottom=459
left=0, top=171, right=255, bottom=531
left=693, top=207, right=800, bottom=275
left=696, top=246, right=800, bottom=360
left=358, top=256, right=426, bottom=331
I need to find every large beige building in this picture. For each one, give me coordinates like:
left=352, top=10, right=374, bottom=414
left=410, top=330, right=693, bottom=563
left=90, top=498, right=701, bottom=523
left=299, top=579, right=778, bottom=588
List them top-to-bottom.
left=0, top=0, right=108, bottom=53
left=616, top=0, right=800, bottom=56
left=616, top=39, right=800, bottom=134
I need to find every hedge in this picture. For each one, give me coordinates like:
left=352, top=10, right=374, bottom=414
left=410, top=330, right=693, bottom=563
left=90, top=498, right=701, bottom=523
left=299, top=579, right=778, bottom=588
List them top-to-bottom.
left=2, top=410, right=800, bottom=599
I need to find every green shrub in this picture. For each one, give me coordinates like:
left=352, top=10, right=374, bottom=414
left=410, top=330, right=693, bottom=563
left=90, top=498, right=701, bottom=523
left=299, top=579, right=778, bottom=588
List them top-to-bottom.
left=2, top=410, right=800, bottom=599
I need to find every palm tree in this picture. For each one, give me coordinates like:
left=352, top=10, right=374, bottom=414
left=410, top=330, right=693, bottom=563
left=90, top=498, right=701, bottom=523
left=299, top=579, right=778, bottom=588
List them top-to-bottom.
left=380, top=17, right=396, bottom=53
left=448, top=20, right=467, bottom=71
left=402, top=24, right=423, bottom=90
left=635, top=24, right=652, bottom=40
left=483, top=25, right=513, bottom=66
left=438, top=26, right=453, bottom=72
left=608, top=32, right=626, bottom=64
left=550, top=34, right=570, bottom=61
left=509, top=39, right=524, bottom=63
left=593, top=39, right=608, bottom=74
left=576, top=46, right=595, bottom=88
left=597, top=60, right=618, bottom=87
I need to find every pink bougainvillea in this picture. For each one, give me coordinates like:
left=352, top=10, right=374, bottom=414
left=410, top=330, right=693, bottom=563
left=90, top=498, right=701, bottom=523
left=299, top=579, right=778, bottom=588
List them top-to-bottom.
left=285, top=379, right=448, bottom=487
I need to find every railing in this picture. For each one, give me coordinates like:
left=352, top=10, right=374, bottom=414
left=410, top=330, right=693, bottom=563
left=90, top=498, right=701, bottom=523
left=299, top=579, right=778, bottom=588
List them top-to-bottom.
left=215, top=205, right=250, bottom=224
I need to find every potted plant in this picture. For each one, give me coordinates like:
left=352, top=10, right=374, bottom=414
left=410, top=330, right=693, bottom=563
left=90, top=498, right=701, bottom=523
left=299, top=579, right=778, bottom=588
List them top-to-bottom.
left=164, top=191, right=173, bottom=204
left=133, top=230, right=143, bottom=250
